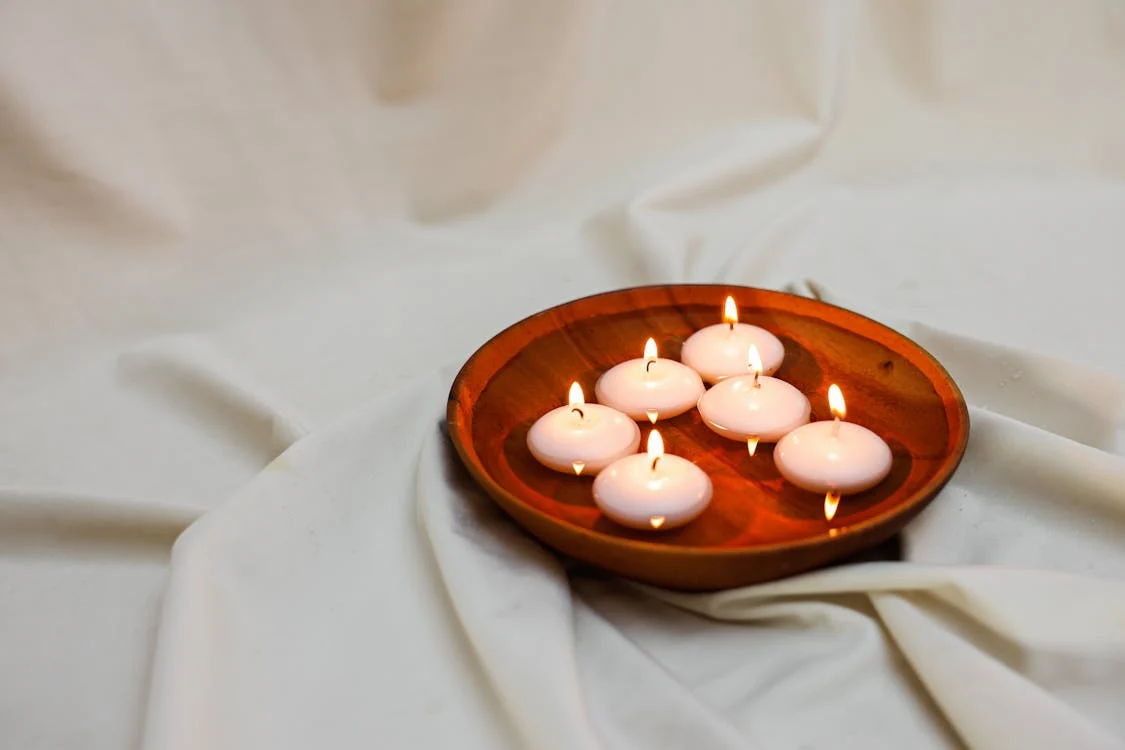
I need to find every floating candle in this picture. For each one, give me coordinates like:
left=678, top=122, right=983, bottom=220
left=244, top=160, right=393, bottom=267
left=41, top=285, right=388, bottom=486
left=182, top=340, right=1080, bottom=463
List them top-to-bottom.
left=681, top=296, right=785, bottom=384
left=595, top=337, right=705, bottom=423
left=697, top=345, right=810, bottom=455
left=527, top=382, right=641, bottom=475
left=774, top=384, right=892, bottom=515
left=592, top=429, right=712, bottom=530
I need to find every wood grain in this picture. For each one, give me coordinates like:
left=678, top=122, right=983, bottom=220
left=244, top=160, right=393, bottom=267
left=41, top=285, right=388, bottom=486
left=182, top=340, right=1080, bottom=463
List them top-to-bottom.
left=447, top=285, right=970, bottom=591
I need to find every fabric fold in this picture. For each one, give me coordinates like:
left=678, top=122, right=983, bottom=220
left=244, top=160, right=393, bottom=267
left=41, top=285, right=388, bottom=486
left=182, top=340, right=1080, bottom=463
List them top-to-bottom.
left=142, top=373, right=519, bottom=750
left=417, top=424, right=603, bottom=750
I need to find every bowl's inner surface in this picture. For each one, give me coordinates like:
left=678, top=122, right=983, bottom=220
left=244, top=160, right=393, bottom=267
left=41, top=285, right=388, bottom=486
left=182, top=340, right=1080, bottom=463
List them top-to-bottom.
left=470, top=300, right=952, bottom=550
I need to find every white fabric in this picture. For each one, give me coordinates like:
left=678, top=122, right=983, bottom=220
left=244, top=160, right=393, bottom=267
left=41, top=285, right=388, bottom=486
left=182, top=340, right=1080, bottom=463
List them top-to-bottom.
left=3, top=2, right=1125, bottom=748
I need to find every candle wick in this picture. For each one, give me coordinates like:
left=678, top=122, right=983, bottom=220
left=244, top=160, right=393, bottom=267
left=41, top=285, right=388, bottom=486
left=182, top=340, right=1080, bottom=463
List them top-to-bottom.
left=728, top=321, right=734, bottom=332
left=645, top=359, right=655, bottom=373
left=753, top=372, right=760, bottom=389
left=571, top=406, right=584, bottom=420
left=831, top=417, right=841, bottom=438
left=651, top=455, right=660, bottom=472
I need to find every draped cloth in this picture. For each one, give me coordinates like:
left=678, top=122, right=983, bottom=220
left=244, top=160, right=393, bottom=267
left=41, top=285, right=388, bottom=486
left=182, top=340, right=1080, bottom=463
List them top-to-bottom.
left=2, top=2, right=1124, bottom=748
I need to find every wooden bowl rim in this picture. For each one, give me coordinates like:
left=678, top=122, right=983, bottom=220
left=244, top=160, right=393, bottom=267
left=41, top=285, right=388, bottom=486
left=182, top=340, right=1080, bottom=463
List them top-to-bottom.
left=447, top=283, right=970, bottom=559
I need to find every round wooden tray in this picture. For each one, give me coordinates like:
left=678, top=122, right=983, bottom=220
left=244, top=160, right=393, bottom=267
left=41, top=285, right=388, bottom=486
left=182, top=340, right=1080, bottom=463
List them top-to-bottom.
left=447, top=285, right=969, bottom=591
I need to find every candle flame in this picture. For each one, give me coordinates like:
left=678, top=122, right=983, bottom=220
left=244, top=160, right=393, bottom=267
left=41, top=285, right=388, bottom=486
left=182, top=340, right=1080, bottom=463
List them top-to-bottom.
left=723, top=296, right=738, bottom=325
left=643, top=337, right=658, bottom=362
left=747, top=344, right=763, bottom=376
left=568, top=381, right=584, bottom=408
left=828, top=384, right=846, bottom=420
left=645, top=409, right=659, bottom=424
left=647, top=429, right=665, bottom=459
left=747, top=436, right=759, bottom=457
left=571, top=461, right=586, bottom=476
left=824, top=491, right=841, bottom=521
left=650, top=515, right=666, bottom=529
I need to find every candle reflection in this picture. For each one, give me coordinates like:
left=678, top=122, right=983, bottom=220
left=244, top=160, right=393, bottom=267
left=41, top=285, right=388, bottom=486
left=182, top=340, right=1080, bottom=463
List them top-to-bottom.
left=824, top=491, right=841, bottom=521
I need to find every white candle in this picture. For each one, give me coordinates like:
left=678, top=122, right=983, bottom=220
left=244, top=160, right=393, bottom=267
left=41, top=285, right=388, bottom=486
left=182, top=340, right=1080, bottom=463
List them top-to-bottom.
left=681, top=296, right=785, bottom=384
left=595, top=337, right=705, bottom=423
left=697, top=345, right=810, bottom=455
left=527, top=382, right=641, bottom=475
left=774, top=385, right=892, bottom=519
left=592, top=429, right=712, bottom=530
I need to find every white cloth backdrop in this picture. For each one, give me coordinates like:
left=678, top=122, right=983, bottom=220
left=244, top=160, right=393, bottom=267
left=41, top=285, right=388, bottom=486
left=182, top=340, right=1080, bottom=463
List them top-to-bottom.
left=2, top=1, right=1125, bottom=748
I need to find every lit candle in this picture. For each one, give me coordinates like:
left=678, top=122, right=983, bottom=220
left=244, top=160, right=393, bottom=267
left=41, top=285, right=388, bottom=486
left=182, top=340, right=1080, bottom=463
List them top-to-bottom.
left=681, top=296, right=785, bottom=384
left=595, top=337, right=705, bottom=423
left=697, top=344, right=811, bottom=456
left=527, top=382, right=641, bottom=476
left=773, top=384, right=892, bottom=520
left=592, top=429, right=713, bottom=530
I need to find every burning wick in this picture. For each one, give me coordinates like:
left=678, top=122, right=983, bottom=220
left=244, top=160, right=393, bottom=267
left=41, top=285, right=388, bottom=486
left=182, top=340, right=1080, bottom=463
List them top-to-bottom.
left=724, top=296, right=738, bottom=333
left=643, top=337, right=658, bottom=375
left=748, top=344, right=763, bottom=389
left=568, top=382, right=585, bottom=422
left=828, top=384, right=846, bottom=438
left=645, top=409, right=659, bottom=424
left=647, top=429, right=664, bottom=472
left=746, top=436, right=759, bottom=457
left=571, top=461, right=586, bottom=476
left=824, top=491, right=841, bottom=521
left=649, top=515, right=666, bottom=529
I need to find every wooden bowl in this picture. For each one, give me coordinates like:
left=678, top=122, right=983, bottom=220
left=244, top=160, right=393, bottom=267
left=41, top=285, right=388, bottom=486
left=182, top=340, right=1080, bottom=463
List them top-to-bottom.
left=447, top=285, right=969, bottom=591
